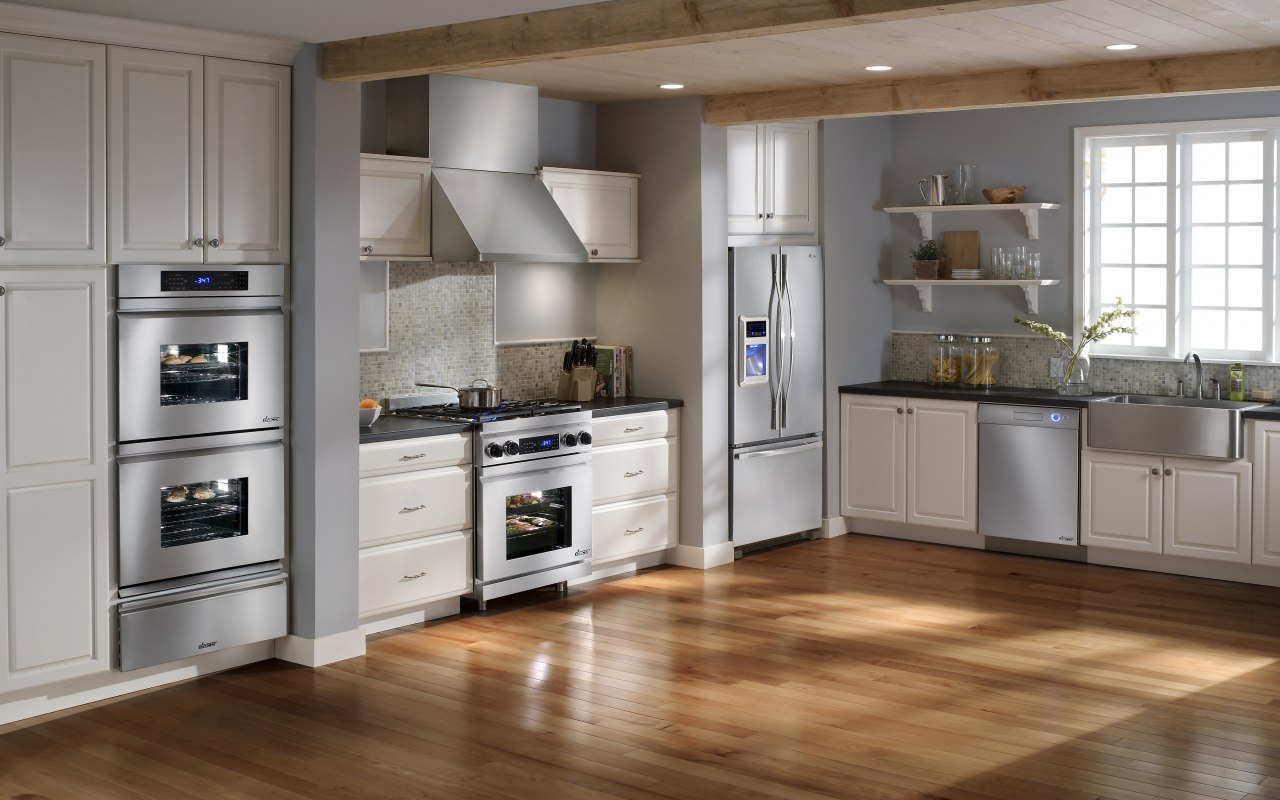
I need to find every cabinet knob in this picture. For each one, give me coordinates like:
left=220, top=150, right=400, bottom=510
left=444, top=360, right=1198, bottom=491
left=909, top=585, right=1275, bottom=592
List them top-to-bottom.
left=766, top=212, right=775, bottom=219
left=757, top=213, right=764, bottom=219
left=0, top=235, right=7, bottom=246
left=193, top=237, right=204, bottom=247
left=209, top=238, right=221, bottom=248
left=361, top=244, right=374, bottom=255
left=590, top=248, right=599, bottom=256
left=0, top=286, right=6, bottom=296
left=896, top=407, right=903, bottom=414
left=907, top=408, right=915, bottom=415
left=1151, top=468, right=1159, bottom=475
left=1165, top=468, right=1173, bottom=477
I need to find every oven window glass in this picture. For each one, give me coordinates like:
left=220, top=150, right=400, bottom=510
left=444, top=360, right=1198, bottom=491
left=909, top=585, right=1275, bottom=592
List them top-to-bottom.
left=159, top=343, right=247, bottom=406
left=160, top=478, right=248, bottom=548
left=506, top=488, right=571, bottom=560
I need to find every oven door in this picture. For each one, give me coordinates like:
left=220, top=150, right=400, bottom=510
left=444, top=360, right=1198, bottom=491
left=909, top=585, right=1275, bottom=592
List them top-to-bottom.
left=118, top=309, right=283, bottom=443
left=118, top=440, right=285, bottom=588
left=476, top=454, right=592, bottom=584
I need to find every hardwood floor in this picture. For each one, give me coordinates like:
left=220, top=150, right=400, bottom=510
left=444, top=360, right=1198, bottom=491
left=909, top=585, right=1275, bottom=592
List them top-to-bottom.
left=4, top=535, right=1280, bottom=799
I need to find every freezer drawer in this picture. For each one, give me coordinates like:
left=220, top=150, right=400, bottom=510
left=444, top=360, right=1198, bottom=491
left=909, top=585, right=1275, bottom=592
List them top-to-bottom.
left=731, top=438, right=823, bottom=546
left=118, top=571, right=286, bottom=671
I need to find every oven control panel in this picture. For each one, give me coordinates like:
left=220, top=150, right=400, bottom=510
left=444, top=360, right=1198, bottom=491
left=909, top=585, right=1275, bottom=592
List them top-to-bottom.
left=161, top=270, right=250, bottom=292
left=477, top=413, right=593, bottom=468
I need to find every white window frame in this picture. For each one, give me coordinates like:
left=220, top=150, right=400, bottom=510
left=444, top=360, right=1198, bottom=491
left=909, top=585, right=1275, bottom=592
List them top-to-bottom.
left=1074, top=118, right=1280, bottom=364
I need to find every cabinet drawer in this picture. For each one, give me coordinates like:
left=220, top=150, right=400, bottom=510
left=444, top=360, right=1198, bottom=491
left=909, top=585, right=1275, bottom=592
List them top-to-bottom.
left=591, top=410, right=676, bottom=446
left=359, top=434, right=470, bottom=476
left=593, top=438, right=677, bottom=504
left=359, top=467, right=470, bottom=547
left=592, top=493, right=676, bottom=563
left=359, top=532, right=470, bottom=617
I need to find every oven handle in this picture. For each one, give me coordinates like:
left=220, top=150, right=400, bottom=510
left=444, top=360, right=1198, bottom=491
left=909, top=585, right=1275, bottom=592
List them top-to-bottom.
left=118, top=298, right=284, bottom=313
left=476, top=452, right=591, bottom=478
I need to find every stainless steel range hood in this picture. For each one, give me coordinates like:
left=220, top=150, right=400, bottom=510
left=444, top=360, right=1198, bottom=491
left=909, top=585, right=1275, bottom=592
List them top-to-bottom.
left=424, top=74, right=588, bottom=264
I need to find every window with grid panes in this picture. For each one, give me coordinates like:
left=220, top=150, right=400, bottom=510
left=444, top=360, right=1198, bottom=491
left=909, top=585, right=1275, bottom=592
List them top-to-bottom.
left=1078, top=120, right=1278, bottom=363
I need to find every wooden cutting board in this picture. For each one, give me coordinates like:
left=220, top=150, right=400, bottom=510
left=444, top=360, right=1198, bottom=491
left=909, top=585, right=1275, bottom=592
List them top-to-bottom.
left=943, top=231, right=980, bottom=276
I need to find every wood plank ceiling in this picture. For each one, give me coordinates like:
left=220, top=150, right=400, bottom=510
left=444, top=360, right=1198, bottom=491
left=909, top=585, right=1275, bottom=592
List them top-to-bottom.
left=324, top=0, right=1280, bottom=121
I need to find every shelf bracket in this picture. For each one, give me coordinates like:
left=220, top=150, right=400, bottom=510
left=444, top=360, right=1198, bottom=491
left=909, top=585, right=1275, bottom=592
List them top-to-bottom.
left=1019, top=208, right=1040, bottom=240
left=911, top=211, right=933, bottom=240
left=913, top=284, right=934, bottom=312
left=1021, top=284, right=1040, bottom=314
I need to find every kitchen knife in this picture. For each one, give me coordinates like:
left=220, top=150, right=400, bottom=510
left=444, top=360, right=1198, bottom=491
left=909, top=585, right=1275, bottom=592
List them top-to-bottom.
left=579, top=338, right=590, bottom=365
left=570, top=340, right=581, bottom=366
left=586, top=343, right=596, bottom=368
left=563, top=352, right=572, bottom=372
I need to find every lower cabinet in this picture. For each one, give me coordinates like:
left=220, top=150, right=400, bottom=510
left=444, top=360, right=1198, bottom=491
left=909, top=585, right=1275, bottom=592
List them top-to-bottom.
left=590, top=409, right=680, bottom=564
left=1251, top=420, right=1280, bottom=567
left=1082, top=450, right=1252, bottom=563
left=358, top=531, right=471, bottom=618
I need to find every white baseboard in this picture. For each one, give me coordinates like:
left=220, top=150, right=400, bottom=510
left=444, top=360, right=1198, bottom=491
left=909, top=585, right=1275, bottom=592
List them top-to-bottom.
left=819, top=516, right=850, bottom=539
left=847, top=518, right=986, bottom=549
left=668, top=541, right=735, bottom=570
left=1089, top=549, right=1280, bottom=588
left=359, top=598, right=461, bottom=636
left=274, top=628, right=366, bottom=667
left=0, top=642, right=273, bottom=728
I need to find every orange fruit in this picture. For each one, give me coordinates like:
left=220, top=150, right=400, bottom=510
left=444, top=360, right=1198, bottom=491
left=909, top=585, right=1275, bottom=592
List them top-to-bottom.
left=359, top=398, right=377, bottom=409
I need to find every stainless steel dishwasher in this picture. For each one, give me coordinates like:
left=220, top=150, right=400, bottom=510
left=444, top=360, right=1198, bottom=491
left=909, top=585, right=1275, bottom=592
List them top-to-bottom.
left=978, top=404, right=1081, bottom=545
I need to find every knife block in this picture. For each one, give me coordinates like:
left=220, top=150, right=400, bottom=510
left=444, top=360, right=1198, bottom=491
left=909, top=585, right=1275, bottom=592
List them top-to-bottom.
left=557, top=366, right=596, bottom=402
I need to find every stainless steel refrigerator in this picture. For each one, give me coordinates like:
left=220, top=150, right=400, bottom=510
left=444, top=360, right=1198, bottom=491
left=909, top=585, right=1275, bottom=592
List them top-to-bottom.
left=729, top=245, right=824, bottom=547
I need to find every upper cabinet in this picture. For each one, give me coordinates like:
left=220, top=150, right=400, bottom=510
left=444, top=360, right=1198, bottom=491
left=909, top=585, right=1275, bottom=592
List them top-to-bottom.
left=0, top=34, right=106, bottom=265
left=110, top=48, right=290, bottom=264
left=727, top=121, right=818, bottom=238
left=359, top=154, right=431, bottom=260
left=539, top=167, right=639, bottom=262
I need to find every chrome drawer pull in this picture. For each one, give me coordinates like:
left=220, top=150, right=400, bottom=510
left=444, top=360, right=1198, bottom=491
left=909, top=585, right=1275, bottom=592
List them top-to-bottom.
left=623, top=426, right=644, bottom=433
left=399, top=453, right=428, bottom=461
left=624, top=469, right=646, bottom=478
left=399, top=504, right=426, bottom=514
left=624, top=527, right=644, bottom=536
left=400, top=572, right=427, bottom=582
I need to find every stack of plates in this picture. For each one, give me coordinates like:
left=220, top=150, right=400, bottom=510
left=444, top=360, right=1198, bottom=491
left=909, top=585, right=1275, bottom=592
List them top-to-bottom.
left=951, top=269, right=983, bottom=280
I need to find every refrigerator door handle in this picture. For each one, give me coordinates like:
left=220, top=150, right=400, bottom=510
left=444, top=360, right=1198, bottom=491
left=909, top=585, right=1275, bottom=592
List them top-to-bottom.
left=768, top=254, right=781, bottom=430
left=780, top=254, right=795, bottom=429
left=734, top=441, right=824, bottom=460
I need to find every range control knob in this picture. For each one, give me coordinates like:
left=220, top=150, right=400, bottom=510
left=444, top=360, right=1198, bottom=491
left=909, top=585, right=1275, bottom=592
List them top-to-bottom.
left=578, top=431, right=593, bottom=445
left=562, top=433, right=578, bottom=447
left=503, top=440, right=520, bottom=456
left=485, top=443, right=504, bottom=459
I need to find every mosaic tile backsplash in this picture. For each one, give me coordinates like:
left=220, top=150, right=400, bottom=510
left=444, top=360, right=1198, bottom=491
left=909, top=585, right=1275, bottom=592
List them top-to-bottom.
left=359, top=262, right=580, bottom=403
left=891, top=332, right=1280, bottom=397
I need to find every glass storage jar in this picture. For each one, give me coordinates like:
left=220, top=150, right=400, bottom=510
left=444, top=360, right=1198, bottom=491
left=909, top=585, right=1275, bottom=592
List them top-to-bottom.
left=928, top=334, right=960, bottom=385
left=960, top=336, right=999, bottom=388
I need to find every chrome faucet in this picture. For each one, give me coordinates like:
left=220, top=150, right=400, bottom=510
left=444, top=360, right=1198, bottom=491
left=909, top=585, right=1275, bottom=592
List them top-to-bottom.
left=1183, top=351, right=1203, bottom=398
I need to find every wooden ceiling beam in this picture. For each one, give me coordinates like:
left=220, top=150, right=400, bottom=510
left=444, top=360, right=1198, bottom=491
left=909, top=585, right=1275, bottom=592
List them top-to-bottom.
left=322, top=0, right=1057, bottom=83
left=704, top=48, right=1280, bottom=124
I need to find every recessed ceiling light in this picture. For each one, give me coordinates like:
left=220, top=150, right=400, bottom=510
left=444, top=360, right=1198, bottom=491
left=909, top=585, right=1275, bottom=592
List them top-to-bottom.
left=1106, top=43, right=1138, bottom=51
left=865, top=65, right=893, bottom=72
left=658, top=83, right=685, bottom=90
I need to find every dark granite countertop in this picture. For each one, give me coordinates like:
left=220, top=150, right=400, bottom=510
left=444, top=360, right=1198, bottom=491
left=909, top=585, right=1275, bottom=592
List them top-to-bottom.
left=838, top=381, right=1107, bottom=409
left=577, top=397, right=684, bottom=418
left=1244, top=404, right=1280, bottom=421
left=358, top=416, right=471, bottom=444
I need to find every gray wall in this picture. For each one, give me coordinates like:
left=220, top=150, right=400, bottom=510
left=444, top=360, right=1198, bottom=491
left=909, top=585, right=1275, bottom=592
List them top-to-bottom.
left=290, top=45, right=361, bottom=639
left=888, top=90, right=1280, bottom=335
left=539, top=97, right=596, bottom=170
left=597, top=97, right=728, bottom=548
left=822, top=117, right=894, bottom=519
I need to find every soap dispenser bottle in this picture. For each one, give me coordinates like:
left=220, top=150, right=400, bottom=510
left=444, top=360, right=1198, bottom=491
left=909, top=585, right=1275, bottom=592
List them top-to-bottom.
left=1229, top=362, right=1246, bottom=401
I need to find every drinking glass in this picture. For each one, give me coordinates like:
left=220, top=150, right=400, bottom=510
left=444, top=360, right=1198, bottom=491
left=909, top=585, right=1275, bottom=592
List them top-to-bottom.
left=989, top=247, right=1004, bottom=279
left=1030, top=253, right=1042, bottom=279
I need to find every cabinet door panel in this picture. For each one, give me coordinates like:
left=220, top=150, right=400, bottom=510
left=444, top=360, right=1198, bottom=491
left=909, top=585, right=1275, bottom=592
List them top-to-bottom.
left=0, top=34, right=105, bottom=265
left=109, top=47, right=203, bottom=263
left=205, top=58, right=289, bottom=264
left=763, top=122, right=817, bottom=236
left=727, top=125, right=764, bottom=235
left=360, top=155, right=431, bottom=258
left=542, top=171, right=637, bottom=261
left=840, top=395, right=906, bottom=521
left=907, top=399, right=977, bottom=531
left=1254, top=422, right=1280, bottom=567
left=593, top=438, right=676, bottom=505
left=1081, top=451, right=1162, bottom=553
left=1165, top=458, right=1251, bottom=563
left=359, top=467, right=471, bottom=547
left=592, top=493, right=675, bottom=563
left=359, top=532, right=470, bottom=618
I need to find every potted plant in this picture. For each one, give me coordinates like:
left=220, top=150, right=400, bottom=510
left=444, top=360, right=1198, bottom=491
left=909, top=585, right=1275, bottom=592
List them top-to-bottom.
left=910, top=239, right=944, bottom=280
left=1014, top=297, right=1137, bottom=395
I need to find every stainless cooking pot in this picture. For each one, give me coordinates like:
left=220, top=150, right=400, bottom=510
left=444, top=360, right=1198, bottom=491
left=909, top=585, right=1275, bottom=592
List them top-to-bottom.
left=416, top=378, right=502, bottom=409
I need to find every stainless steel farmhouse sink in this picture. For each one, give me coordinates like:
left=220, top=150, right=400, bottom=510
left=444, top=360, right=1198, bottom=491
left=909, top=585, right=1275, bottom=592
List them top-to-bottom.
left=1087, top=394, right=1262, bottom=459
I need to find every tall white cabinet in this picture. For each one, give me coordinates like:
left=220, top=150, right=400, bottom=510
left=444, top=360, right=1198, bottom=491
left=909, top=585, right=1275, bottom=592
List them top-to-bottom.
left=0, top=34, right=106, bottom=265
left=110, top=48, right=290, bottom=264
left=727, top=121, right=818, bottom=237
left=0, top=269, right=110, bottom=691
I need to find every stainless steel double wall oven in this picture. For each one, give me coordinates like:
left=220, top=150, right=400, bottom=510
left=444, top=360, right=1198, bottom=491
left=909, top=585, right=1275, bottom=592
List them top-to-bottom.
left=115, top=264, right=287, bottom=671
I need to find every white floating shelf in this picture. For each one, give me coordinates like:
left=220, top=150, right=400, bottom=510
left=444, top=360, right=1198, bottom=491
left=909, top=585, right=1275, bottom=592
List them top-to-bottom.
left=884, top=203, right=1061, bottom=240
left=883, top=279, right=1061, bottom=314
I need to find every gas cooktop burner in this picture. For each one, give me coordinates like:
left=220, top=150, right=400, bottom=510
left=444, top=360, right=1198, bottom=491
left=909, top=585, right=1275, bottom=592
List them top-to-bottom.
left=390, top=399, right=582, bottom=424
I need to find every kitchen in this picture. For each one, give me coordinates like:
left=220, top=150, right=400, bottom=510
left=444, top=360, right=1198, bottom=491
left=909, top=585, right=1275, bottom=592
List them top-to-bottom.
left=5, top=1, right=1280, bottom=798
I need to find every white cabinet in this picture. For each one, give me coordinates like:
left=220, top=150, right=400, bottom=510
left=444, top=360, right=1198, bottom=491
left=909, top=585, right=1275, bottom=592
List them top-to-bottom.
left=0, top=34, right=106, bottom=265
left=109, top=49, right=289, bottom=264
left=204, top=58, right=290, bottom=264
left=726, top=122, right=818, bottom=237
left=359, top=154, right=431, bottom=260
left=540, top=167, right=639, bottom=262
left=0, top=268, right=110, bottom=691
left=840, top=395, right=977, bottom=532
left=590, top=409, right=680, bottom=564
left=1254, top=421, right=1280, bottom=567
left=358, top=435, right=472, bottom=620
left=1082, top=450, right=1252, bottom=563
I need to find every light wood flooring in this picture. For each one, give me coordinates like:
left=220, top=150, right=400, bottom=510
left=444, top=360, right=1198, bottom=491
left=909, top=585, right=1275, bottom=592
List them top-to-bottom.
left=4, top=535, right=1280, bottom=800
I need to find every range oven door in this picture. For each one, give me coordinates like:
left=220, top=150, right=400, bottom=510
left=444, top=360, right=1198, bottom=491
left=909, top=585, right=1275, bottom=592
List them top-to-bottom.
left=117, top=308, right=283, bottom=443
left=118, top=439, right=285, bottom=588
left=476, top=454, right=592, bottom=584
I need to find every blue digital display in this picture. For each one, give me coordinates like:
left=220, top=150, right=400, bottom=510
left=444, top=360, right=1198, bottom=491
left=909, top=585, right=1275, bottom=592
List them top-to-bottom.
left=194, top=276, right=212, bottom=285
left=744, top=343, right=767, bottom=377
left=518, top=435, right=560, bottom=455
left=540, top=438, right=554, bottom=448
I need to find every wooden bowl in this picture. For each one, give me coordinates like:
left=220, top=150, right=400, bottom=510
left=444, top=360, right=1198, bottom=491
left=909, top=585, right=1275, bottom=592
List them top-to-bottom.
left=982, top=186, right=1025, bottom=204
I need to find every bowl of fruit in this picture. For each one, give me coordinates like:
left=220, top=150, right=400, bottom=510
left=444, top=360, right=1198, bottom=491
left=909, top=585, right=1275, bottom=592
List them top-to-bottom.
left=359, top=398, right=381, bottom=427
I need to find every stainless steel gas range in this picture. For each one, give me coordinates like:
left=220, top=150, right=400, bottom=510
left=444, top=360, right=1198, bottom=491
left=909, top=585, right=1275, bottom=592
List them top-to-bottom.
left=388, top=399, right=593, bottom=610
